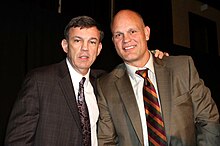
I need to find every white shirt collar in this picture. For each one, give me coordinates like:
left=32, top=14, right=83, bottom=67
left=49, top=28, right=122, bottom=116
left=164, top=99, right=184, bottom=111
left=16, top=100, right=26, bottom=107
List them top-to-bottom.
left=125, top=51, right=155, bottom=80
left=66, top=58, right=90, bottom=88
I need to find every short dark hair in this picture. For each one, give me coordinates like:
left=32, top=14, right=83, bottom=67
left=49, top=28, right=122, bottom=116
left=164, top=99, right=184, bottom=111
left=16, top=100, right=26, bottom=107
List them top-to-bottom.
left=64, top=16, right=104, bottom=41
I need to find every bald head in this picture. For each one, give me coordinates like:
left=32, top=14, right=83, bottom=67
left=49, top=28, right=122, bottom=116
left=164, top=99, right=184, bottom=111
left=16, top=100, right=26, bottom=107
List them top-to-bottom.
left=110, top=9, right=151, bottom=67
left=111, top=9, right=145, bottom=32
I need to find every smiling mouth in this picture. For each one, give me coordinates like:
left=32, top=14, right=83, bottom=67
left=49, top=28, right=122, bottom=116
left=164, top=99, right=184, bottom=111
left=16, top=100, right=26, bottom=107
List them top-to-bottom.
left=124, top=45, right=135, bottom=50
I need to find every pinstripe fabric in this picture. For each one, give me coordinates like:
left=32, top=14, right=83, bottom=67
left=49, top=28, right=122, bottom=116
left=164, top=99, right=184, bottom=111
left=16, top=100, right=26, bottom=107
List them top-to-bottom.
left=136, top=69, right=167, bottom=146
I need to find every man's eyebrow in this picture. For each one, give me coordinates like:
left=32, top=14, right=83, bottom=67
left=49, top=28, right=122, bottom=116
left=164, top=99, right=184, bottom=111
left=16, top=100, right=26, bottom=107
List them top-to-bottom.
left=114, top=31, right=123, bottom=34
left=70, top=36, right=82, bottom=39
left=89, top=37, right=99, bottom=41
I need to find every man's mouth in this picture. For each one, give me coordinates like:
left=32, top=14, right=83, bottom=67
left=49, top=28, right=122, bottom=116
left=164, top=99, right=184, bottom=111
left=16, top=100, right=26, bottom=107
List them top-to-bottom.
left=124, top=45, right=135, bottom=50
left=79, top=55, right=89, bottom=59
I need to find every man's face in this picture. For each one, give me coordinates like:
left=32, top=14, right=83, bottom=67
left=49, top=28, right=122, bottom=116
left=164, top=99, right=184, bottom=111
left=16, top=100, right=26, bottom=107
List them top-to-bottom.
left=111, top=10, right=150, bottom=67
left=62, top=26, right=102, bottom=75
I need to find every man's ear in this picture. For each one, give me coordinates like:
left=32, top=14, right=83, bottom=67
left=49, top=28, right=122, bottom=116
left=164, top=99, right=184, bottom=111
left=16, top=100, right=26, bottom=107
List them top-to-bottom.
left=144, top=26, right=150, bottom=41
left=61, top=39, right=68, bottom=53
left=97, top=43, right=102, bottom=56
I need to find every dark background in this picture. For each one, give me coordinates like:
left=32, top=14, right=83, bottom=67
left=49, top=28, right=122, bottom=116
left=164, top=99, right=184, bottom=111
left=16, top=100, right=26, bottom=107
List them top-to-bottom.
left=1, top=0, right=220, bottom=145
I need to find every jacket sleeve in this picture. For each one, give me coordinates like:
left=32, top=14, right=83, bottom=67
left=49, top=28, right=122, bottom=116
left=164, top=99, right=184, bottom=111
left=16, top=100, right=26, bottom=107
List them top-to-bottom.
left=187, top=56, right=220, bottom=145
left=4, top=71, right=39, bottom=146
left=97, top=77, right=118, bottom=146
left=196, top=121, right=220, bottom=145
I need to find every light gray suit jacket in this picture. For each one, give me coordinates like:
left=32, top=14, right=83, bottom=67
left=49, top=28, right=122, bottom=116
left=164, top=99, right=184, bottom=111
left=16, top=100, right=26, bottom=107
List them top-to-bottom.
left=97, top=55, right=220, bottom=146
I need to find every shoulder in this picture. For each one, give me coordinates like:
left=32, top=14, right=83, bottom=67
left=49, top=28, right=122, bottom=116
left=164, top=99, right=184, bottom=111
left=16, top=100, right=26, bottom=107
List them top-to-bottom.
left=159, top=55, right=195, bottom=68
left=25, top=60, right=67, bottom=81
left=98, top=63, right=126, bottom=82
left=90, top=69, right=107, bottom=79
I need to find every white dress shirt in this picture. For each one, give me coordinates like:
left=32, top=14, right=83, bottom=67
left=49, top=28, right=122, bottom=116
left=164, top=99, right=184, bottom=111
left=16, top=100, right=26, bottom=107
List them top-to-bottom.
left=125, top=52, right=161, bottom=146
left=66, top=58, right=99, bottom=146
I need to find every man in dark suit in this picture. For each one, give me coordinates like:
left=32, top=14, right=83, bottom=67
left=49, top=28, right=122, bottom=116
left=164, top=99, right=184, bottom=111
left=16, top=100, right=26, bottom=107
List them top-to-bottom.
left=97, top=9, right=220, bottom=146
left=4, top=16, right=105, bottom=146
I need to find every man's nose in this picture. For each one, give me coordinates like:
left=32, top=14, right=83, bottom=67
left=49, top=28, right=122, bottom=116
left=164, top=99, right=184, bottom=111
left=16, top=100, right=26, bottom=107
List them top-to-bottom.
left=123, top=33, right=131, bottom=43
left=81, top=42, right=88, bottom=51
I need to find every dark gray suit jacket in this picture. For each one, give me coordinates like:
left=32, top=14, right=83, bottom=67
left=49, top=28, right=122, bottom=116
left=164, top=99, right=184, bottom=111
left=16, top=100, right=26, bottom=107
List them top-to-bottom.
left=97, top=55, right=220, bottom=146
left=4, top=59, right=105, bottom=146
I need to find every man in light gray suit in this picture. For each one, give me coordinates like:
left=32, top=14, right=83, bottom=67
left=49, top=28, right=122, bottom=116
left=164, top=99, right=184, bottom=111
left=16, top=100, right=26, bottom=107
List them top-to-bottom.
left=97, top=9, right=220, bottom=146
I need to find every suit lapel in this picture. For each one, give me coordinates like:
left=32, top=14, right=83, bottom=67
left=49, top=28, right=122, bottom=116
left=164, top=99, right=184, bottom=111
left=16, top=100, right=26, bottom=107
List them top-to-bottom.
left=115, top=59, right=172, bottom=144
left=154, top=59, right=172, bottom=142
left=57, top=60, right=81, bottom=129
left=57, top=64, right=105, bottom=131
left=115, top=67, right=144, bottom=145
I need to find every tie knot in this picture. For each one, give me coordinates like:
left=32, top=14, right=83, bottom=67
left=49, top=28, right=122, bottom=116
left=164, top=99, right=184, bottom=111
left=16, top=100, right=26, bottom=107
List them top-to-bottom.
left=136, top=68, right=149, bottom=79
left=79, top=77, right=86, bottom=87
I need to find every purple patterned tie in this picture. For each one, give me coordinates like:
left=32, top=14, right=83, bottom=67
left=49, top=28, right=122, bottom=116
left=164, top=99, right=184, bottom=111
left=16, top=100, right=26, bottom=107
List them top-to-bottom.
left=136, top=69, right=167, bottom=146
left=77, top=77, right=91, bottom=146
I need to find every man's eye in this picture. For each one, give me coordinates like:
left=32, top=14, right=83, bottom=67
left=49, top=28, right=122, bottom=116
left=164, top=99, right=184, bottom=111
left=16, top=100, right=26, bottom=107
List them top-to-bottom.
left=130, top=30, right=136, bottom=34
left=115, top=33, right=122, bottom=38
left=74, top=39, right=80, bottom=42
left=90, top=41, right=97, bottom=44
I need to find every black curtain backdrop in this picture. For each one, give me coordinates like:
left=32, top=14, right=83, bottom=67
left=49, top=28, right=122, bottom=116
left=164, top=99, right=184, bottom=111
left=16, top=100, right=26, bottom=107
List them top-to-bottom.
left=0, top=0, right=219, bottom=145
left=0, top=1, right=115, bottom=144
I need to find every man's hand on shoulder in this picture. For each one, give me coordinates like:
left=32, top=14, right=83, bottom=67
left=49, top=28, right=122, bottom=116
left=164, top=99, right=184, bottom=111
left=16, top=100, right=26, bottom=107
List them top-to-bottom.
left=151, top=49, right=169, bottom=59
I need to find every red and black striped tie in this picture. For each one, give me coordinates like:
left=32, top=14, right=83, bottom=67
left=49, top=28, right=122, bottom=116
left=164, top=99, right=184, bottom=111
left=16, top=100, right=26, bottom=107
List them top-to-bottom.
left=136, top=69, right=167, bottom=146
